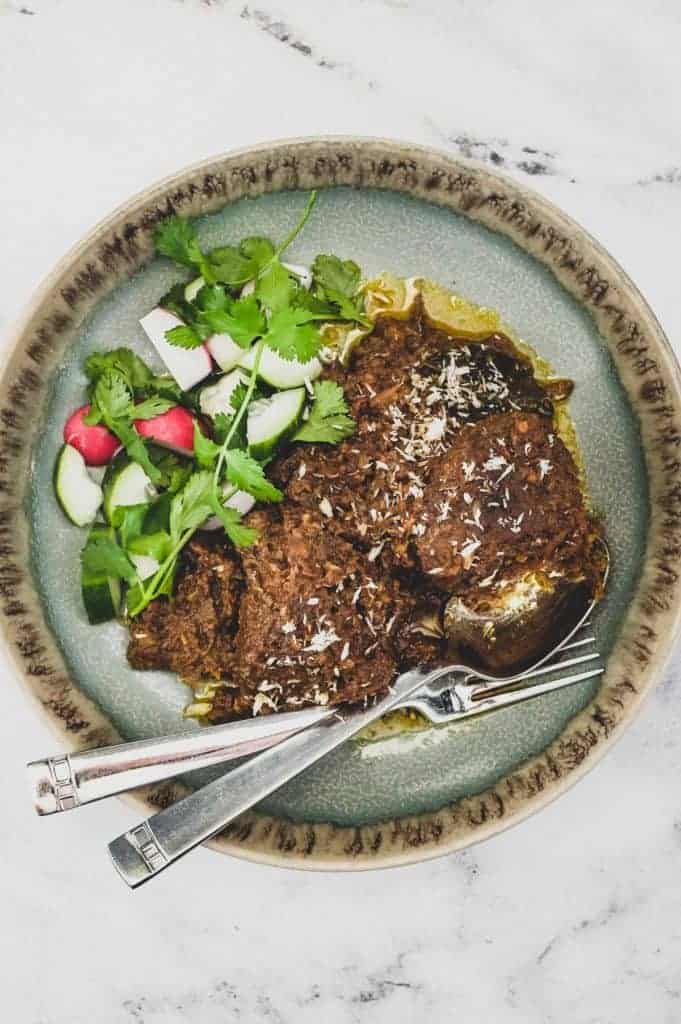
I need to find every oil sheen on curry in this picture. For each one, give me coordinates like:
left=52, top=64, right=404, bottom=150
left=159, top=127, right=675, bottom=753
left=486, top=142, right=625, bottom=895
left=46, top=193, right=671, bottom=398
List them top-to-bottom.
left=127, top=277, right=606, bottom=724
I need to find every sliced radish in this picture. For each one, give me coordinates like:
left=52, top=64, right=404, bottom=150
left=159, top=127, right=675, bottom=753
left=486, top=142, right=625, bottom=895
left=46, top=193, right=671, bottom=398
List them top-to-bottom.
left=139, top=307, right=212, bottom=390
left=206, top=333, right=244, bottom=372
left=239, top=345, right=322, bottom=389
left=199, top=369, right=248, bottom=419
left=63, top=405, right=120, bottom=466
left=134, top=405, right=197, bottom=455
left=201, top=487, right=256, bottom=531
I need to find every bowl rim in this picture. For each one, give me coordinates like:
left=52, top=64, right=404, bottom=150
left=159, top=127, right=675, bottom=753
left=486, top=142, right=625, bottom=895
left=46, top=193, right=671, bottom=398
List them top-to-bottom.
left=5, top=135, right=681, bottom=871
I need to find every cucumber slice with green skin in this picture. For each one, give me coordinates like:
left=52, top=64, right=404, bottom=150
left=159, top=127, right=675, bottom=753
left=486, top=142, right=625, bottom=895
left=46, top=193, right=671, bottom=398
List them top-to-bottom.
left=184, top=276, right=205, bottom=302
left=239, top=346, right=322, bottom=389
left=199, top=369, right=249, bottom=419
left=247, top=388, right=306, bottom=460
left=54, top=444, right=103, bottom=527
left=102, top=456, right=157, bottom=524
left=81, top=526, right=122, bottom=624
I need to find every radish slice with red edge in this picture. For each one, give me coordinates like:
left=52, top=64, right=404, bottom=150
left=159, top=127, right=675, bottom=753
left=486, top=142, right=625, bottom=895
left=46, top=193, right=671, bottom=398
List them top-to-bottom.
left=63, top=404, right=120, bottom=466
left=134, top=405, right=198, bottom=455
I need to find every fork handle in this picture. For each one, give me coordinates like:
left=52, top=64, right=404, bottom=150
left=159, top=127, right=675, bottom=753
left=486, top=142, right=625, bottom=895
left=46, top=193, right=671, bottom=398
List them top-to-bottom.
left=109, top=666, right=436, bottom=886
left=27, top=707, right=331, bottom=815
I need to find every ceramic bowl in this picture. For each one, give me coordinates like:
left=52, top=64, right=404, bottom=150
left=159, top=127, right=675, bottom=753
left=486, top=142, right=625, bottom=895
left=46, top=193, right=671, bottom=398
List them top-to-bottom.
left=6, top=138, right=681, bottom=869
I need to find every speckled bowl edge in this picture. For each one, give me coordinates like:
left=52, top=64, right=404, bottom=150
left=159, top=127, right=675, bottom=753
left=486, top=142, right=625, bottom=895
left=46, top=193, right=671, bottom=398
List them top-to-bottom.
left=3, top=137, right=680, bottom=870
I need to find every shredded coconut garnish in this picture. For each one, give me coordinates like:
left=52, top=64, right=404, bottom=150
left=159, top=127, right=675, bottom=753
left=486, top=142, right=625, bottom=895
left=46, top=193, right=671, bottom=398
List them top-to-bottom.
left=303, top=627, right=341, bottom=653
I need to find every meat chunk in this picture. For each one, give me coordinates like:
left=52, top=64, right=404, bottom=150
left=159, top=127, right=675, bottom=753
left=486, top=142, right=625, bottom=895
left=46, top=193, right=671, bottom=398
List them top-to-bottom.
left=412, top=411, right=598, bottom=596
left=210, top=507, right=415, bottom=719
left=127, top=536, right=242, bottom=681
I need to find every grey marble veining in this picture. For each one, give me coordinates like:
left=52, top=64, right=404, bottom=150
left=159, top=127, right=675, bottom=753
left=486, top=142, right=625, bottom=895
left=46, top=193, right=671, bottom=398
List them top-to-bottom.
left=1, top=1, right=680, bottom=1021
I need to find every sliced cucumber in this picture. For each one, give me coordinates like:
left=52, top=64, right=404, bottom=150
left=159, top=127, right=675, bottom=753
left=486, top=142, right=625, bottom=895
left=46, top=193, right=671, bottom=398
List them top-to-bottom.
left=184, top=275, right=205, bottom=302
left=239, top=345, right=322, bottom=389
left=199, top=369, right=248, bottom=419
left=247, top=388, right=306, bottom=460
left=54, top=444, right=103, bottom=527
left=103, top=455, right=157, bottom=524
left=81, top=526, right=122, bottom=624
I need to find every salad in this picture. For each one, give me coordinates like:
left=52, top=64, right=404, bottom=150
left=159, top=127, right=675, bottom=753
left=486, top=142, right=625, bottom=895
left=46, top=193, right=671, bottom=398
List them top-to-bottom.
left=54, top=191, right=368, bottom=625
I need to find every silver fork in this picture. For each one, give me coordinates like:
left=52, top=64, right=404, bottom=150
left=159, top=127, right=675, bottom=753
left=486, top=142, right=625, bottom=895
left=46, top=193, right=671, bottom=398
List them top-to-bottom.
left=107, top=624, right=605, bottom=886
left=27, top=632, right=599, bottom=816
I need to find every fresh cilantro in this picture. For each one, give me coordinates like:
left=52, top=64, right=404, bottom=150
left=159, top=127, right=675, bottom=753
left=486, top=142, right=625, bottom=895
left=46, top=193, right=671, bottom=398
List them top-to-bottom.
left=154, top=216, right=214, bottom=283
left=239, top=236, right=275, bottom=269
left=207, top=246, right=255, bottom=286
left=311, top=254, right=370, bottom=326
left=255, top=261, right=293, bottom=313
left=158, top=283, right=196, bottom=326
left=264, top=307, right=322, bottom=363
left=165, top=324, right=205, bottom=350
left=90, top=371, right=163, bottom=484
left=293, top=380, right=356, bottom=444
left=132, top=396, right=175, bottom=420
left=193, top=422, right=221, bottom=469
left=224, top=449, right=283, bottom=503
left=169, top=470, right=214, bottom=541
left=143, top=492, right=172, bottom=533
left=211, top=500, right=259, bottom=548
left=110, top=504, right=148, bottom=549
left=127, top=531, right=173, bottom=562
left=81, top=533, right=137, bottom=583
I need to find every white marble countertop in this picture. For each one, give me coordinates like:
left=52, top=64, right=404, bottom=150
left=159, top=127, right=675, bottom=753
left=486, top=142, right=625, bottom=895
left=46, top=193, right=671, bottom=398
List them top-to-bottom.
left=2, top=1, right=680, bottom=1021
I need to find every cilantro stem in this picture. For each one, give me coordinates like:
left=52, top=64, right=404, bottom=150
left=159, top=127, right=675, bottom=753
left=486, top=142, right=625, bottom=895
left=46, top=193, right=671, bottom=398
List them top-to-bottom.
left=259, top=191, right=317, bottom=278
left=213, top=335, right=266, bottom=492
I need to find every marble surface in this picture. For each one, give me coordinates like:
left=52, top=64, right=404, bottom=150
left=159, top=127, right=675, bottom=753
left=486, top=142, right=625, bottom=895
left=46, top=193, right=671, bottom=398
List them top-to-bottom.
left=1, top=1, right=680, bottom=1021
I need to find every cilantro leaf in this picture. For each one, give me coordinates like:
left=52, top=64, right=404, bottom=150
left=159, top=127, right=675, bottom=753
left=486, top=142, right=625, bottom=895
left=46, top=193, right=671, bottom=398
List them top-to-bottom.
left=154, top=216, right=203, bottom=270
left=239, top=236, right=275, bottom=269
left=207, top=246, right=255, bottom=286
left=311, top=254, right=370, bottom=326
left=312, top=254, right=361, bottom=297
left=256, top=261, right=293, bottom=313
left=158, top=283, right=196, bottom=325
left=199, top=295, right=265, bottom=348
left=265, top=307, right=322, bottom=363
left=165, top=324, right=205, bottom=350
left=85, top=348, right=152, bottom=391
left=93, top=371, right=132, bottom=421
left=90, top=373, right=163, bottom=484
left=293, top=380, right=356, bottom=444
left=132, top=396, right=175, bottom=420
left=113, top=422, right=164, bottom=485
left=193, top=422, right=221, bottom=469
left=224, top=449, right=283, bottom=503
left=169, top=471, right=214, bottom=540
left=211, top=501, right=259, bottom=548
left=110, top=503, right=149, bottom=549
left=127, top=531, right=173, bottom=562
left=81, top=533, right=137, bottom=583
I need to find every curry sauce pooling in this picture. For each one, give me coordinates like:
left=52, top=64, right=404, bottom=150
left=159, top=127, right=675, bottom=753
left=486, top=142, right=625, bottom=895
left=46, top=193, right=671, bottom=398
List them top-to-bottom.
left=128, top=305, right=605, bottom=722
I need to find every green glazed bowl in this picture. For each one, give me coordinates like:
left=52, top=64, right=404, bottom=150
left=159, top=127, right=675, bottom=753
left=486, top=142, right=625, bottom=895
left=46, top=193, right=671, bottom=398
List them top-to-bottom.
left=5, top=139, right=681, bottom=869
